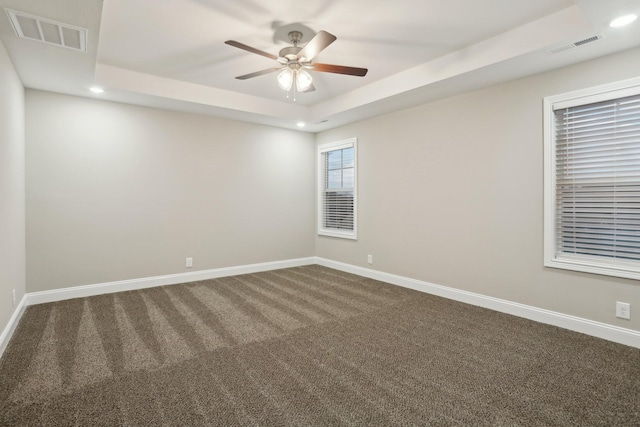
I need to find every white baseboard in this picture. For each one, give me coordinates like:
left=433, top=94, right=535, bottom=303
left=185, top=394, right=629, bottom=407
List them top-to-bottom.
left=2, top=255, right=638, bottom=360
left=0, top=257, right=315, bottom=359
left=26, top=257, right=316, bottom=306
left=316, top=257, right=640, bottom=349
left=0, top=295, right=28, bottom=358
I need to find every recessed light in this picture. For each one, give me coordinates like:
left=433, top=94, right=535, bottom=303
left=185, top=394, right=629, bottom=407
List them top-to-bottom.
left=610, top=14, right=638, bottom=28
left=89, top=86, right=104, bottom=94
left=296, top=122, right=306, bottom=128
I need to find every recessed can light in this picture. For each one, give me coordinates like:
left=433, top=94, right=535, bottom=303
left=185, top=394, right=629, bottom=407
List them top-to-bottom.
left=610, top=14, right=638, bottom=28
left=90, top=86, right=104, bottom=93
left=296, top=122, right=306, bottom=128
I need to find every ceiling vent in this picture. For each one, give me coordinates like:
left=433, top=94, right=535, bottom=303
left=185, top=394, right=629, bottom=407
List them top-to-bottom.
left=6, top=9, right=87, bottom=52
left=548, top=34, right=604, bottom=54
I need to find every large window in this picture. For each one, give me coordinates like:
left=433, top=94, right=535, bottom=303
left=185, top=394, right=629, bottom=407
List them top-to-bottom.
left=544, top=77, right=640, bottom=280
left=318, top=138, right=357, bottom=239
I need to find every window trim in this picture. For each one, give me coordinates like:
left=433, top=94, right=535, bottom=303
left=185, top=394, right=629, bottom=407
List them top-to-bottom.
left=543, top=76, right=640, bottom=280
left=317, top=138, right=357, bottom=240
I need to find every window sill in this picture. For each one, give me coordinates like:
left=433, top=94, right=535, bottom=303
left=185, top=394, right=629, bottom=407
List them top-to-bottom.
left=318, top=229, right=357, bottom=240
left=545, top=256, right=640, bottom=281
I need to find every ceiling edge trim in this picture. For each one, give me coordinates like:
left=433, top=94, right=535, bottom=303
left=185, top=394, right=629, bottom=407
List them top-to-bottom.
left=94, top=63, right=309, bottom=120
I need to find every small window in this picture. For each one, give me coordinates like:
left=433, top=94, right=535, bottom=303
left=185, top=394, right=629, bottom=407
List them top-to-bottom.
left=544, top=77, right=640, bottom=280
left=318, top=138, right=357, bottom=239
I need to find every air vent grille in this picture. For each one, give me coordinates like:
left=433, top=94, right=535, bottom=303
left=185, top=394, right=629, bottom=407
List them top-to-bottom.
left=6, top=9, right=87, bottom=52
left=548, top=34, right=604, bottom=54
left=574, top=35, right=602, bottom=46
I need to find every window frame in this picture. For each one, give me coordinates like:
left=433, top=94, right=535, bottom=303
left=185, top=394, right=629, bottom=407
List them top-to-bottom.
left=543, top=76, right=640, bottom=280
left=317, top=138, right=358, bottom=240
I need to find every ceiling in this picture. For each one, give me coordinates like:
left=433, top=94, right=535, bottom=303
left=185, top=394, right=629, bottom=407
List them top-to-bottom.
left=1, top=0, right=639, bottom=132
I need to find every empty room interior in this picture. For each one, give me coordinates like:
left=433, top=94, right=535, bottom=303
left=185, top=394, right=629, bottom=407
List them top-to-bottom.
left=1, top=0, right=640, bottom=425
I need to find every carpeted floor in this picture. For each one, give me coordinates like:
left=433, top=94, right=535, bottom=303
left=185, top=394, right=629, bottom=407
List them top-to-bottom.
left=0, top=265, right=638, bottom=425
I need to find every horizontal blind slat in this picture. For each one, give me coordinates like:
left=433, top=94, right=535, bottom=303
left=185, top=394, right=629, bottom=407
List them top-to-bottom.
left=553, top=92, right=640, bottom=266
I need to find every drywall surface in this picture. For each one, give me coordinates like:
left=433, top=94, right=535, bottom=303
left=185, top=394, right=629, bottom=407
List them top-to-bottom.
left=0, top=40, right=25, bottom=332
left=316, top=47, right=640, bottom=331
left=26, top=91, right=315, bottom=292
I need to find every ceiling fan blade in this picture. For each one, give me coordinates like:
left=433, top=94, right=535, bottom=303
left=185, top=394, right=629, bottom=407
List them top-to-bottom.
left=296, top=30, right=336, bottom=61
left=225, top=40, right=277, bottom=60
left=312, top=63, right=368, bottom=77
left=235, top=67, right=283, bottom=80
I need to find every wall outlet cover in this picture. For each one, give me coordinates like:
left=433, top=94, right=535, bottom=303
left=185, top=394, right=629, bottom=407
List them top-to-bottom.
left=616, top=301, right=631, bottom=320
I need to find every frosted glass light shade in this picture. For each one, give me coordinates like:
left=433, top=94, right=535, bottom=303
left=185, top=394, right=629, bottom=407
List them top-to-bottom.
left=277, top=68, right=293, bottom=91
left=295, top=69, right=313, bottom=91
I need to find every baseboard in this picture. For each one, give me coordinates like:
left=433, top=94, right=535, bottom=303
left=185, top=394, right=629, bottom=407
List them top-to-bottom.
left=2, top=255, right=637, bottom=360
left=0, top=257, right=315, bottom=359
left=25, top=257, right=316, bottom=306
left=316, top=257, right=640, bottom=349
left=0, top=295, right=28, bottom=359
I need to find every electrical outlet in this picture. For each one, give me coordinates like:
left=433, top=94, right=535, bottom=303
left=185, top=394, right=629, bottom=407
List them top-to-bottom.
left=367, top=254, right=373, bottom=264
left=186, top=257, right=193, bottom=268
left=12, top=289, right=16, bottom=307
left=616, top=302, right=631, bottom=320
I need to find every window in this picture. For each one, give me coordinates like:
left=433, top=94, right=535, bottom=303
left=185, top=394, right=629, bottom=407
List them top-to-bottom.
left=544, top=77, right=640, bottom=280
left=318, top=138, right=357, bottom=239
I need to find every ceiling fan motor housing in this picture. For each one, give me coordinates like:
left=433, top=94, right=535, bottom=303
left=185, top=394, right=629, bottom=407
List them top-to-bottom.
left=280, top=31, right=305, bottom=62
left=279, top=46, right=302, bottom=60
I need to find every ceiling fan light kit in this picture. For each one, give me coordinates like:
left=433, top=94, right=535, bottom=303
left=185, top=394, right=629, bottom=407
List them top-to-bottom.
left=225, top=30, right=368, bottom=99
left=277, top=66, right=312, bottom=93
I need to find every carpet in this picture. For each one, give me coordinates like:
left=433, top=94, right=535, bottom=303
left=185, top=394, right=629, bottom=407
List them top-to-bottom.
left=1, top=265, right=638, bottom=425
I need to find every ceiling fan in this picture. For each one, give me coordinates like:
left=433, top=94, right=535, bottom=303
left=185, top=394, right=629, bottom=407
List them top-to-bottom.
left=225, top=30, right=368, bottom=94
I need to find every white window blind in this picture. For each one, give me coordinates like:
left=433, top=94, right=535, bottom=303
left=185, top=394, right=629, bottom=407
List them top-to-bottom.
left=544, top=78, right=640, bottom=280
left=318, top=138, right=357, bottom=239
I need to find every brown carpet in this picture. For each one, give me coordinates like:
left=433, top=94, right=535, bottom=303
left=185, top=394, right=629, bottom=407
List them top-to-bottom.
left=0, top=265, right=638, bottom=425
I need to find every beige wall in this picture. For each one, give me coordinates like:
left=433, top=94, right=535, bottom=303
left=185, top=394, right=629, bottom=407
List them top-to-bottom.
left=0, top=40, right=25, bottom=332
left=18, top=47, right=640, bottom=334
left=316, top=47, right=640, bottom=331
left=26, top=91, right=315, bottom=292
